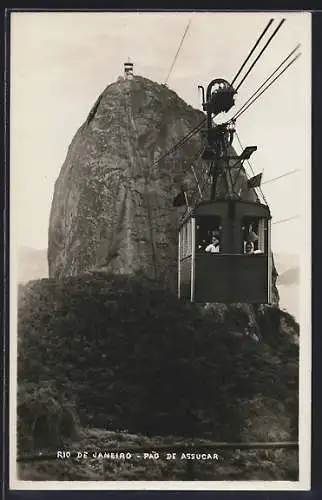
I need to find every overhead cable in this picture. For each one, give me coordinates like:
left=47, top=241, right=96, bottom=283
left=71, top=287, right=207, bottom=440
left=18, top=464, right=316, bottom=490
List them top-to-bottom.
left=164, top=18, right=192, bottom=85
left=231, top=18, right=274, bottom=86
left=235, top=18, right=286, bottom=92
left=232, top=44, right=300, bottom=121
left=233, top=52, right=301, bottom=121
left=151, top=118, right=206, bottom=169
left=263, top=169, right=300, bottom=185
left=272, top=215, right=299, bottom=225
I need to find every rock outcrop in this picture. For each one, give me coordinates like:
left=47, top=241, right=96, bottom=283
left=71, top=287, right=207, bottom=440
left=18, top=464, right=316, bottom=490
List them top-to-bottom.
left=48, top=75, right=273, bottom=296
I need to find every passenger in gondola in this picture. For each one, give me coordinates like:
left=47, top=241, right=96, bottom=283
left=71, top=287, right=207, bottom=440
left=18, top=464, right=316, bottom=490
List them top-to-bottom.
left=248, top=227, right=258, bottom=243
left=205, top=234, right=220, bottom=253
left=197, top=239, right=207, bottom=251
left=245, top=240, right=263, bottom=254
left=244, top=241, right=254, bottom=254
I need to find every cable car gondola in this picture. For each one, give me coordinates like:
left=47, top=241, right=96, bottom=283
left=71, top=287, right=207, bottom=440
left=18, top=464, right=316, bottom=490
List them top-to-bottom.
left=167, top=18, right=300, bottom=304
left=177, top=77, right=272, bottom=304
left=178, top=198, right=272, bottom=303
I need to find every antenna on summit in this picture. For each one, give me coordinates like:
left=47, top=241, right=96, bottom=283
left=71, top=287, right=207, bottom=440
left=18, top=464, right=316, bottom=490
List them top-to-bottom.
left=124, top=58, right=134, bottom=80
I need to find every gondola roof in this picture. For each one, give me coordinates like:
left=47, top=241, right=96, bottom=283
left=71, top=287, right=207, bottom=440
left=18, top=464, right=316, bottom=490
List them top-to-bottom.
left=179, top=199, right=271, bottom=229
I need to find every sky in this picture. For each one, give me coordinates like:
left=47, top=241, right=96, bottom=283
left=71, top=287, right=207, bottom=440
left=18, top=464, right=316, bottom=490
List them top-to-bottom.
left=10, top=11, right=311, bottom=254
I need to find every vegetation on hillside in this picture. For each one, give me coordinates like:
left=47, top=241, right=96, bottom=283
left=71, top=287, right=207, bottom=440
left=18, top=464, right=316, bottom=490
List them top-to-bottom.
left=17, top=272, right=299, bottom=480
left=18, top=427, right=298, bottom=481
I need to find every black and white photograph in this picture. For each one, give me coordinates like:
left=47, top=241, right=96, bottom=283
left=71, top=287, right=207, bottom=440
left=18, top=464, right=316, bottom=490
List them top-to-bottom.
left=9, top=10, right=311, bottom=490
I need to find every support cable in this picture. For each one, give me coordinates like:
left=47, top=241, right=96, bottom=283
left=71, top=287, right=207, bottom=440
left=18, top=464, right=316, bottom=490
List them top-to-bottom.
left=164, top=18, right=192, bottom=85
left=231, top=18, right=274, bottom=86
left=235, top=18, right=286, bottom=92
left=232, top=44, right=300, bottom=121
left=233, top=52, right=301, bottom=122
left=151, top=118, right=206, bottom=169
left=180, top=160, right=209, bottom=223
left=263, top=169, right=300, bottom=185
left=272, top=215, right=299, bottom=225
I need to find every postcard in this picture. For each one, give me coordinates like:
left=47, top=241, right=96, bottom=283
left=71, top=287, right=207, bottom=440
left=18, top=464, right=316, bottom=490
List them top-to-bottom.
left=8, top=10, right=311, bottom=491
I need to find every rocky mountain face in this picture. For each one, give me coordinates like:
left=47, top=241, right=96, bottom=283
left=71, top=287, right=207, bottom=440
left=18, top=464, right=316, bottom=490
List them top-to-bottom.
left=48, top=75, right=275, bottom=299
left=275, top=253, right=299, bottom=320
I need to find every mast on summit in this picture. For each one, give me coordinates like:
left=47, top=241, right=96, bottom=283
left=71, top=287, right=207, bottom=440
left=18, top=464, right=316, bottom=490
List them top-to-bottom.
left=124, top=58, right=134, bottom=79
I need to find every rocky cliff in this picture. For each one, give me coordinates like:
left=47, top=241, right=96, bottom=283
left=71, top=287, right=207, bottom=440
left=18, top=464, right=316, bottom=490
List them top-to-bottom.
left=48, top=75, right=271, bottom=296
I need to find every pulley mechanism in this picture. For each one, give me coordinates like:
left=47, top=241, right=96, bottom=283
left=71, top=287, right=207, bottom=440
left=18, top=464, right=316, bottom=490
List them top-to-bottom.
left=198, top=77, right=258, bottom=201
left=198, top=79, right=236, bottom=119
left=198, top=79, right=237, bottom=168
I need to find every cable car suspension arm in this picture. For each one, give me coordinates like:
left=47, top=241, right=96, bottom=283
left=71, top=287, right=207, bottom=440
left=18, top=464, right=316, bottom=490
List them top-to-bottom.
left=159, top=19, right=294, bottom=174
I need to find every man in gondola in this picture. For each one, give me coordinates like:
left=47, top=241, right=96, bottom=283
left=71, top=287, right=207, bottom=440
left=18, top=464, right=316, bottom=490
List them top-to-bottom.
left=205, top=234, right=220, bottom=253
left=197, top=239, right=207, bottom=251
left=244, top=241, right=254, bottom=254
